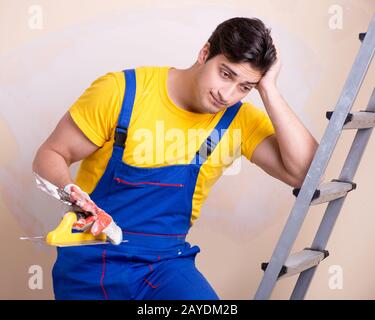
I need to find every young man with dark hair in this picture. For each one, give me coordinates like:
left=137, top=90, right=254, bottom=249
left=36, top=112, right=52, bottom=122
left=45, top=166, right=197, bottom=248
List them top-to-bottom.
left=33, top=17, right=318, bottom=300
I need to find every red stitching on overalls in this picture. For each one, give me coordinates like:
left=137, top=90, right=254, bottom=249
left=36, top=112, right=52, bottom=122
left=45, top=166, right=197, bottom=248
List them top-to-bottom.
left=114, top=177, right=184, bottom=187
left=100, top=250, right=109, bottom=300
left=144, top=263, right=160, bottom=289
left=144, top=278, right=160, bottom=289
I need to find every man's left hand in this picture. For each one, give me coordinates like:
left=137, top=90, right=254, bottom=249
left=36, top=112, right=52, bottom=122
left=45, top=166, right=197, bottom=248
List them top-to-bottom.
left=257, top=45, right=281, bottom=91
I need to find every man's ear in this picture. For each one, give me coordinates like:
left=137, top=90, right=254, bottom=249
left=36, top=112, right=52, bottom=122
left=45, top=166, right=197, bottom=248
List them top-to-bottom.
left=197, top=42, right=210, bottom=64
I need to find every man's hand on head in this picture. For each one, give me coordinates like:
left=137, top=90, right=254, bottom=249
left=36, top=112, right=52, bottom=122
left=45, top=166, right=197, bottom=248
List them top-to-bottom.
left=257, top=45, right=282, bottom=92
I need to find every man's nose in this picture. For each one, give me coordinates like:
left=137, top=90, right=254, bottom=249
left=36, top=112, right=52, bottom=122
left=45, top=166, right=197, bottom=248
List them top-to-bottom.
left=218, top=84, right=236, bottom=103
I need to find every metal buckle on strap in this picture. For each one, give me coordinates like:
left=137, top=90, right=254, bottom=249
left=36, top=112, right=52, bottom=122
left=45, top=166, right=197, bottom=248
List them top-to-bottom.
left=114, top=126, right=128, bottom=147
left=196, top=136, right=216, bottom=161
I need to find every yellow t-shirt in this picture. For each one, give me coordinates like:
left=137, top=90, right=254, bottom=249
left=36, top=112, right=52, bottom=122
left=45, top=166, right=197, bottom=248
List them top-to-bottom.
left=69, top=66, right=275, bottom=225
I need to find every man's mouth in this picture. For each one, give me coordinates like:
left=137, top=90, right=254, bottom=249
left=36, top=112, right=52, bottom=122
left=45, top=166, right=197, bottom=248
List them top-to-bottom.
left=210, top=92, right=226, bottom=107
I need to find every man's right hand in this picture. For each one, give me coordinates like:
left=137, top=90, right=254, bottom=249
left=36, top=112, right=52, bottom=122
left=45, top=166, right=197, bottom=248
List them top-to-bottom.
left=63, top=184, right=123, bottom=245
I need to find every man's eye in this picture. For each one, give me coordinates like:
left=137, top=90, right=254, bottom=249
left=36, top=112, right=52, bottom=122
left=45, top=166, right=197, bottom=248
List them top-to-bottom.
left=220, top=70, right=230, bottom=79
left=241, top=86, right=251, bottom=92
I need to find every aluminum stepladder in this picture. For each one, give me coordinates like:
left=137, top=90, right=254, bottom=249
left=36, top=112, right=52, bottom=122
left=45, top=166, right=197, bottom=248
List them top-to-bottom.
left=254, top=14, right=375, bottom=300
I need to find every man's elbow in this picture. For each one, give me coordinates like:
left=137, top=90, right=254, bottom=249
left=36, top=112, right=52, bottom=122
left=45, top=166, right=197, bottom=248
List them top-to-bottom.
left=32, top=144, right=69, bottom=174
left=32, top=146, right=42, bottom=173
left=287, top=170, right=326, bottom=189
left=290, top=176, right=304, bottom=189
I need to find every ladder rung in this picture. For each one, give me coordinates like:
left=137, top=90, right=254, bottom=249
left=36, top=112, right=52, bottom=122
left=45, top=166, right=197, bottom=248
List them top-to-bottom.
left=326, top=111, right=375, bottom=129
left=293, top=180, right=356, bottom=205
left=261, top=249, right=329, bottom=279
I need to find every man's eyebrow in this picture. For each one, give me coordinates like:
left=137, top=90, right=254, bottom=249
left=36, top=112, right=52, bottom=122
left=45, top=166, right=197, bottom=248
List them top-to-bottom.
left=220, top=63, right=259, bottom=85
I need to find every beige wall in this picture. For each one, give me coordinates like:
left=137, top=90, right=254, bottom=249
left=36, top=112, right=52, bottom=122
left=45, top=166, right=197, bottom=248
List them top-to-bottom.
left=0, top=0, right=374, bottom=299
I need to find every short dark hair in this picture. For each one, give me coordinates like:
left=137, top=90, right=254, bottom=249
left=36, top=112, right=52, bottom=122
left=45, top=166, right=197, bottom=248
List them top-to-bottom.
left=206, top=17, right=276, bottom=75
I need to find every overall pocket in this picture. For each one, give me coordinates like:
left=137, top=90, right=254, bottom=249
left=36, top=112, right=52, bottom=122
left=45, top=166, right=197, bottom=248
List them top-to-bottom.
left=106, top=162, right=193, bottom=235
left=113, top=176, right=184, bottom=188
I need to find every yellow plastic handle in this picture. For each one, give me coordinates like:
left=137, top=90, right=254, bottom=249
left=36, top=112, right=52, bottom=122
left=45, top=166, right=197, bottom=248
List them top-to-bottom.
left=46, top=212, right=107, bottom=246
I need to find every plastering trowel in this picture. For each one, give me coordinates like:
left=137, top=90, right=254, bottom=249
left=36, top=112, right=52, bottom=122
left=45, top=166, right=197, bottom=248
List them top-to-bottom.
left=20, top=173, right=127, bottom=247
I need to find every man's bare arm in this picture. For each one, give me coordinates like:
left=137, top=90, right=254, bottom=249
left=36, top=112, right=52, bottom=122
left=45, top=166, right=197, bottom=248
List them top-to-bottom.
left=252, top=46, right=318, bottom=187
left=32, top=112, right=100, bottom=189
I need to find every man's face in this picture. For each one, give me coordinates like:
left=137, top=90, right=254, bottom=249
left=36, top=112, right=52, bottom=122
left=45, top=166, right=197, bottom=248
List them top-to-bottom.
left=195, top=43, right=263, bottom=114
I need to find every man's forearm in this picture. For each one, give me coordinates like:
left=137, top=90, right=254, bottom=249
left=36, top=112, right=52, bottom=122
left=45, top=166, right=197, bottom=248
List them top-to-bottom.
left=259, top=85, right=319, bottom=180
left=32, top=146, right=74, bottom=189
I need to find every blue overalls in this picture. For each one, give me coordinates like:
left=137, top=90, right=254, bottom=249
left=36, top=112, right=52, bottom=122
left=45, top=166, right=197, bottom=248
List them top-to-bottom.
left=52, top=69, right=242, bottom=300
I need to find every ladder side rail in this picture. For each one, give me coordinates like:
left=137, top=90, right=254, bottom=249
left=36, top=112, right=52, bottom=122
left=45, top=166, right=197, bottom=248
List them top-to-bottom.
left=254, top=15, right=375, bottom=300
left=291, top=88, right=375, bottom=300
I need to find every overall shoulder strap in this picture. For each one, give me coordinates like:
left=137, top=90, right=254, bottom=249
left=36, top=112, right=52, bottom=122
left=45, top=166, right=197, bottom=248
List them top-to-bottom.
left=112, top=69, right=137, bottom=158
left=191, top=102, right=242, bottom=167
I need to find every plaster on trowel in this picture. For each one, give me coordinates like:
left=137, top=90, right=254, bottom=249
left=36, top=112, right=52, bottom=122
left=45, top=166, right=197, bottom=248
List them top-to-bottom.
left=20, top=173, right=127, bottom=247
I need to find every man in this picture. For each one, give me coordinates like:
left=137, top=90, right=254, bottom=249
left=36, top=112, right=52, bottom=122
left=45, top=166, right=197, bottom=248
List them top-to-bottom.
left=32, top=17, right=318, bottom=300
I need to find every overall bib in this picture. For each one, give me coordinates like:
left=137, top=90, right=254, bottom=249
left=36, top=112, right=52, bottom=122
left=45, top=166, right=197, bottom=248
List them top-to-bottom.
left=52, top=69, right=242, bottom=300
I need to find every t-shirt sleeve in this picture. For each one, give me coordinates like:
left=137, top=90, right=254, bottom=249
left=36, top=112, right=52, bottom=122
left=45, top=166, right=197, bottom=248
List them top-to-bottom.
left=68, top=72, right=123, bottom=147
left=240, top=103, right=276, bottom=162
